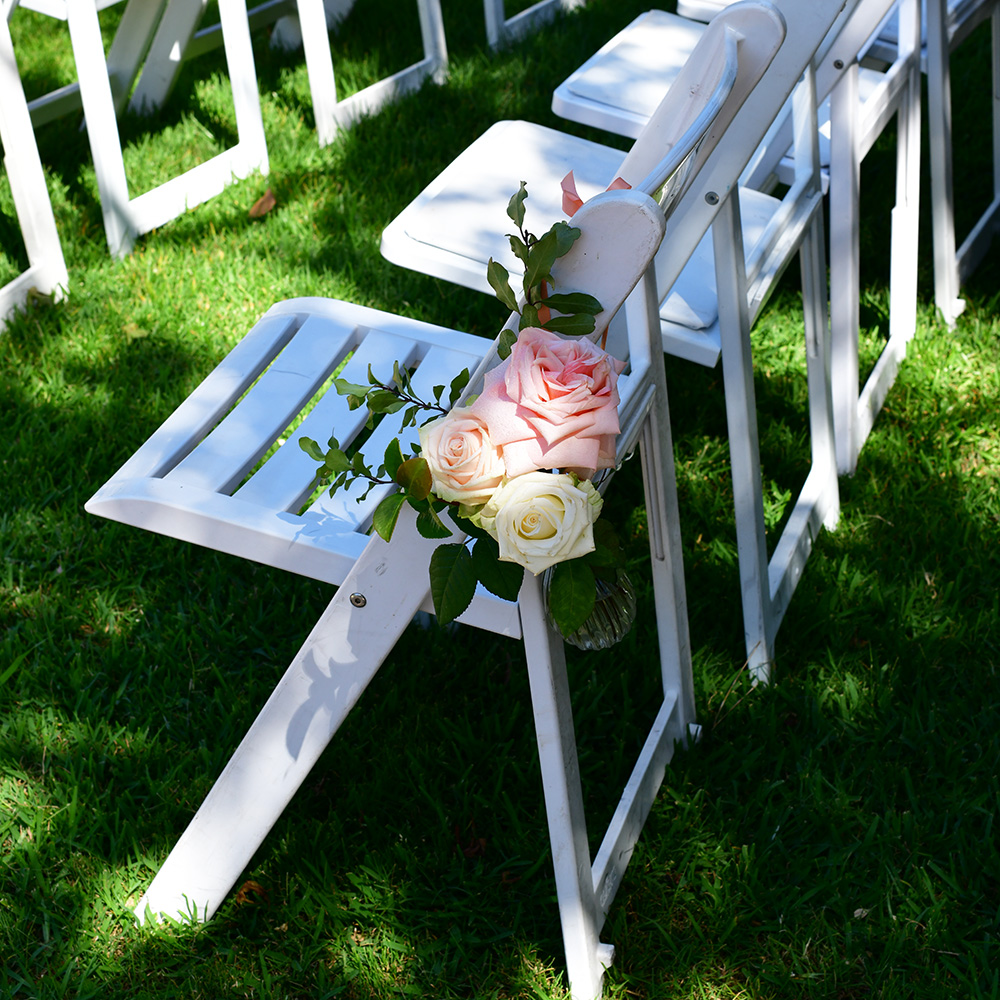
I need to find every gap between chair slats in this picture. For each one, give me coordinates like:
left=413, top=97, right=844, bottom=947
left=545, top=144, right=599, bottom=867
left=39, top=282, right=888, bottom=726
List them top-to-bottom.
left=234, top=328, right=424, bottom=512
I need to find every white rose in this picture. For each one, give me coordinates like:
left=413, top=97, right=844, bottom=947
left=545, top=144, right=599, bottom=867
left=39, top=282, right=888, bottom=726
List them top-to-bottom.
left=418, top=408, right=505, bottom=505
left=478, top=472, right=603, bottom=575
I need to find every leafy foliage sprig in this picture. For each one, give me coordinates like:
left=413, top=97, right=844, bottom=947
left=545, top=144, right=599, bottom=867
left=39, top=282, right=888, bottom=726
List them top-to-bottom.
left=487, top=182, right=602, bottom=358
left=300, top=183, right=621, bottom=634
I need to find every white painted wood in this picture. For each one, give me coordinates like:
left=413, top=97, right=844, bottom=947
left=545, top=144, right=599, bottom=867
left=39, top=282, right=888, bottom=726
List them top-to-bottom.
left=13, top=0, right=268, bottom=257
left=131, top=0, right=447, bottom=145
left=483, top=0, right=586, bottom=50
left=550, top=0, right=922, bottom=477
left=681, top=0, right=1000, bottom=326
left=0, top=5, right=68, bottom=329
left=90, top=190, right=690, bottom=1000
left=135, top=503, right=466, bottom=924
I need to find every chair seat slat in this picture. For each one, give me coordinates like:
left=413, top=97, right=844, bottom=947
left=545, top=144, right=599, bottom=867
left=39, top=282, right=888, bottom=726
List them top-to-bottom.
left=166, top=314, right=356, bottom=494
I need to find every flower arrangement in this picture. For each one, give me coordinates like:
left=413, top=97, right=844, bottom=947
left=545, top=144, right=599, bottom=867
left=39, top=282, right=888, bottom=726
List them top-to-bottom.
left=301, top=184, right=634, bottom=645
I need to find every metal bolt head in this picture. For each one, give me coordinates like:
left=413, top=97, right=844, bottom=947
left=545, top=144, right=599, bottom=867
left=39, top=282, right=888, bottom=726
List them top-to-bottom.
left=834, top=58, right=844, bottom=70
left=705, top=192, right=720, bottom=205
left=350, top=593, right=367, bottom=608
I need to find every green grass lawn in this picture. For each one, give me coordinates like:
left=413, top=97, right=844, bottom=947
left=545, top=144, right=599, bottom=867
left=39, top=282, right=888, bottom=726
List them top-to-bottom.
left=2, top=1, right=999, bottom=997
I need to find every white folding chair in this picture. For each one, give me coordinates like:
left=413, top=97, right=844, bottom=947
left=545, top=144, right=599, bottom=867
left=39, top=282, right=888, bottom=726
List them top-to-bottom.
left=13, top=0, right=268, bottom=258
left=129, top=0, right=448, bottom=146
left=380, top=0, right=851, bottom=681
left=483, top=0, right=585, bottom=49
left=549, top=0, right=921, bottom=476
left=680, top=0, right=999, bottom=326
left=0, top=1, right=68, bottom=329
left=83, top=5, right=861, bottom=992
left=88, top=198, right=691, bottom=1000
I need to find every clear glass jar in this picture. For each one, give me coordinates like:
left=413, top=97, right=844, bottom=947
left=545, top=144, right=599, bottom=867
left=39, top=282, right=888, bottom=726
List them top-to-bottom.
left=544, top=567, right=637, bottom=651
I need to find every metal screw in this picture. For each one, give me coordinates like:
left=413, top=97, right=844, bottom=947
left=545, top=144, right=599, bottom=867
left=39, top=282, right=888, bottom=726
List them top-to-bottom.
left=834, top=59, right=844, bottom=69
left=705, top=192, right=719, bottom=205
left=350, top=593, right=367, bottom=608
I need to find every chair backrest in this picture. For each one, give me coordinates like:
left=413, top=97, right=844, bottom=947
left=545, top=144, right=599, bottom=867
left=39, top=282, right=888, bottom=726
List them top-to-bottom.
left=648, top=0, right=899, bottom=301
left=614, top=1, right=785, bottom=200
left=463, top=4, right=784, bottom=385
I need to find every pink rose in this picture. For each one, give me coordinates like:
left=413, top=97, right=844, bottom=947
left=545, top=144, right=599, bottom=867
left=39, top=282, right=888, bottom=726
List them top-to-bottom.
left=472, top=327, right=625, bottom=479
left=418, top=408, right=505, bottom=505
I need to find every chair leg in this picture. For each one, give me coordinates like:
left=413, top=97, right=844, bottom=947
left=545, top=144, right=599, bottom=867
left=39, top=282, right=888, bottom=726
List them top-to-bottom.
left=65, top=0, right=136, bottom=257
left=104, top=0, right=170, bottom=115
left=127, top=0, right=207, bottom=114
left=296, top=0, right=340, bottom=146
left=926, top=0, right=966, bottom=326
left=829, top=64, right=862, bottom=476
left=712, top=193, right=774, bottom=683
left=800, top=212, right=839, bottom=535
left=623, top=273, right=697, bottom=729
left=136, top=507, right=460, bottom=924
left=518, top=574, right=611, bottom=1000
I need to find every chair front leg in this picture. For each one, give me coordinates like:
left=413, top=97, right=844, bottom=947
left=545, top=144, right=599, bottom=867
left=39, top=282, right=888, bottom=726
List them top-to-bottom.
left=519, top=574, right=611, bottom=1000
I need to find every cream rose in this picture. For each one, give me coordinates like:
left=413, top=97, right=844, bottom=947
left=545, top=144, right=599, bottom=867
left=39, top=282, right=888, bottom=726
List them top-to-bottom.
left=472, top=327, right=625, bottom=479
left=418, top=408, right=505, bottom=505
left=478, top=472, right=603, bottom=575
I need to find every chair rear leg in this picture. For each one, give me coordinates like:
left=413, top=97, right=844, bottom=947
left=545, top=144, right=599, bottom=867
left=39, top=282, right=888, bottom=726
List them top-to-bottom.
left=713, top=192, right=774, bottom=683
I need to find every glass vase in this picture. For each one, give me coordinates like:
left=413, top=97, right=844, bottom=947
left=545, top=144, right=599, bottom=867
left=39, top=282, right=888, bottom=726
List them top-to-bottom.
left=544, top=567, right=637, bottom=651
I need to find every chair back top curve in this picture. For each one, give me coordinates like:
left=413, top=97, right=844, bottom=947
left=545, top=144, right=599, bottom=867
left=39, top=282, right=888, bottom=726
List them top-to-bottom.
left=615, top=1, right=784, bottom=201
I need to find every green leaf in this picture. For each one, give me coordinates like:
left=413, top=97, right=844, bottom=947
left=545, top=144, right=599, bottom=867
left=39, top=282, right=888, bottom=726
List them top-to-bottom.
left=506, top=181, right=528, bottom=229
left=550, top=221, right=582, bottom=259
left=522, top=228, right=560, bottom=296
left=507, top=234, right=530, bottom=267
left=487, top=258, right=519, bottom=314
left=541, top=292, right=603, bottom=316
left=519, top=304, right=540, bottom=331
left=542, top=313, right=597, bottom=337
left=497, top=327, right=518, bottom=359
left=449, top=368, right=470, bottom=405
left=334, top=377, right=370, bottom=398
left=367, top=389, right=406, bottom=413
left=299, top=436, right=326, bottom=462
left=383, top=438, right=404, bottom=480
left=324, top=447, right=352, bottom=475
left=396, top=456, right=432, bottom=501
left=371, top=493, right=406, bottom=541
left=415, top=501, right=453, bottom=539
left=450, top=508, right=489, bottom=539
left=472, top=536, right=524, bottom=601
left=429, top=544, right=477, bottom=625
left=546, top=559, right=596, bottom=635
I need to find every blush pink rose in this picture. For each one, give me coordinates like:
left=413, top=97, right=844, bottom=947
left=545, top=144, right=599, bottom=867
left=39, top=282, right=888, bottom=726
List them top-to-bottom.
left=471, top=327, right=625, bottom=479
left=418, top=408, right=505, bottom=505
